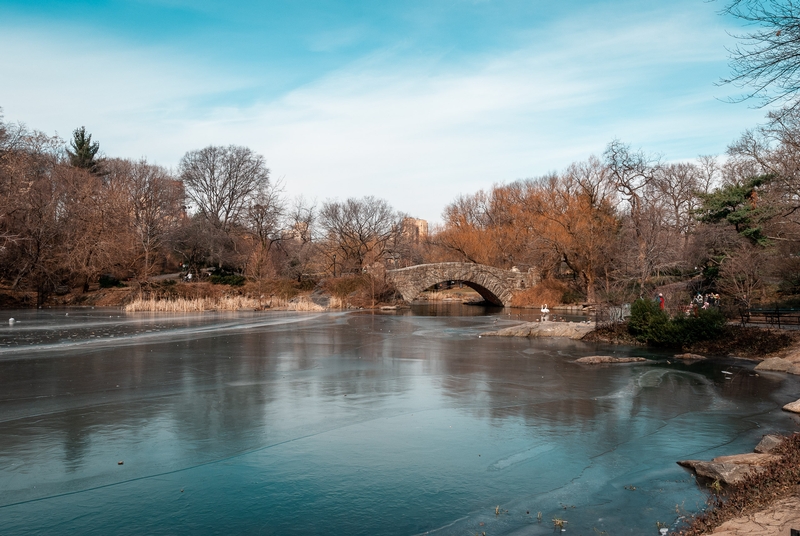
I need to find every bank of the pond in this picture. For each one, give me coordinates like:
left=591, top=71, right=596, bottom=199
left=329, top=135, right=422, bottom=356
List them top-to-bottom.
left=675, top=433, right=800, bottom=536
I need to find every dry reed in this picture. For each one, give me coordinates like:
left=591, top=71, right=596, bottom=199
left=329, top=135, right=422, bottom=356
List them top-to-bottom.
left=124, top=295, right=329, bottom=312
left=126, top=296, right=266, bottom=312
left=286, top=298, right=325, bottom=311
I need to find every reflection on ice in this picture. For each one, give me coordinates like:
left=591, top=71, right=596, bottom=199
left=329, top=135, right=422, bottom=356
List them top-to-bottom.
left=0, top=307, right=798, bottom=536
left=0, top=308, right=330, bottom=356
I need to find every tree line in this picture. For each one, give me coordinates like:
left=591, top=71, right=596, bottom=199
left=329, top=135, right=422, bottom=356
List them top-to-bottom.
left=6, top=0, right=800, bottom=309
left=4, top=105, right=800, bottom=309
left=0, top=111, right=430, bottom=305
left=427, top=128, right=800, bottom=309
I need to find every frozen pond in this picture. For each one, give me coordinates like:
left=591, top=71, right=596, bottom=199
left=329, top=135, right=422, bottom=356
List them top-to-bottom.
left=1, top=306, right=799, bottom=535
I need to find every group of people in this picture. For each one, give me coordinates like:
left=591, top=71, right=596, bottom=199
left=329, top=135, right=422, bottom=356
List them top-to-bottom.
left=653, top=291, right=721, bottom=314
left=693, top=292, right=720, bottom=310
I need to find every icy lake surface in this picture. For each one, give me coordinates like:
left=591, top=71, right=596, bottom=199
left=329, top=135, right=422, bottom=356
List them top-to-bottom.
left=1, top=306, right=799, bottom=535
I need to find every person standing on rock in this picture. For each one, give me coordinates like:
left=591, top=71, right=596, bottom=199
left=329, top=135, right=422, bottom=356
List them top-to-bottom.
left=657, top=293, right=665, bottom=310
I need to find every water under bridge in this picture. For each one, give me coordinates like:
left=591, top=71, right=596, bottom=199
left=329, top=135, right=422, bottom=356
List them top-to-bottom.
left=385, top=262, right=538, bottom=307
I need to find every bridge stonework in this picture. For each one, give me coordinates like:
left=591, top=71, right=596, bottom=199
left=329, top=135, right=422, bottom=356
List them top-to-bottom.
left=386, top=262, right=538, bottom=307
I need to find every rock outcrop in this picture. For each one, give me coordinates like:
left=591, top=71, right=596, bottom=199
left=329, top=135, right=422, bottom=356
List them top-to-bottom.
left=481, top=321, right=595, bottom=340
left=674, top=353, right=706, bottom=360
left=575, top=356, right=648, bottom=364
left=754, top=357, right=799, bottom=373
left=783, top=399, right=800, bottom=413
left=678, top=436, right=784, bottom=486
left=677, top=460, right=763, bottom=485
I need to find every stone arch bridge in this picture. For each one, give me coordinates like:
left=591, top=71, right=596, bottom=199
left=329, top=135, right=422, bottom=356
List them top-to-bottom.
left=386, top=262, right=538, bottom=307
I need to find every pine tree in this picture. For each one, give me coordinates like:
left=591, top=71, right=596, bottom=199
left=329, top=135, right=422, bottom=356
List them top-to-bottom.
left=67, top=126, right=100, bottom=173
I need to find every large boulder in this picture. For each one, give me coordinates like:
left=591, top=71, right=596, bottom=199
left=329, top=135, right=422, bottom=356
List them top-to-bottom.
left=481, top=321, right=595, bottom=340
left=674, top=353, right=706, bottom=360
left=575, top=356, right=648, bottom=364
left=755, top=358, right=793, bottom=372
left=783, top=399, right=800, bottom=413
left=678, top=441, right=781, bottom=486
left=676, top=460, right=763, bottom=485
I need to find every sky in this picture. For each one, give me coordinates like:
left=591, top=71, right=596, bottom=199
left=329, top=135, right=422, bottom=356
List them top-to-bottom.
left=0, top=0, right=769, bottom=223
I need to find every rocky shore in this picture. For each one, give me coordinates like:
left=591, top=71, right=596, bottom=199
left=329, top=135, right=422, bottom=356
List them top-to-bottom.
left=675, top=433, right=800, bottom=535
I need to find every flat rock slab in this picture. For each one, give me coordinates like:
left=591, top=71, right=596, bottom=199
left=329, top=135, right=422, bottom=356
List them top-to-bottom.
left=481, top=321, right=595, bottom=340
left=674, top=353, right=706, bottom=360
left=575, top=356, right=648, bottom=364
left=754, top=358, right=800, bottom=375
left=755, top=358, right=793, bottom=372
left=783, top=399, right=800, bottom=413
left=755, top=434, right=785, bottom=454
left=711, top=452, right=779, bottom=466
left=677, top=460, right=762, bottom=485
left=711, top=496, right=800, bottom=536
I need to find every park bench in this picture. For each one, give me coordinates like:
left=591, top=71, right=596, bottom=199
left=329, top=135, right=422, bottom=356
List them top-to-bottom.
left=741, top=307, right=800, bottom=328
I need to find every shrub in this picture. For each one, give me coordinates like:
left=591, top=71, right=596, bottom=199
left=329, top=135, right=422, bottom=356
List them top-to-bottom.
left=99, top=274, right=124, bottom=288
left=210, top=274, right=246, bottom=286
left=321, top=275, right=399, bottom=307
left=322, top=276, right=365, bottom=300
left=244, top=278, right=300, bottom=300
left=628, top=298, right=726, bottom=347
left=672, top=308, right=727, bottom=345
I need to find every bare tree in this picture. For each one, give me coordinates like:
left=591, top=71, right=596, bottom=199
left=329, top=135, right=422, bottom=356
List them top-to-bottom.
left=720, top=0, right=800, bottom=112
left=604, top=140, right=663, bottom=289
left=179, top=145, right=270, bottom=233
left=696, top=155, right=721, bottom=194
left=105, top=158, right=184, bottom=281
left=652, top=162, right=702, bottom=250
left=318, top=196, right=401, bottom=273
left=718, top=245, right=766, bottom=308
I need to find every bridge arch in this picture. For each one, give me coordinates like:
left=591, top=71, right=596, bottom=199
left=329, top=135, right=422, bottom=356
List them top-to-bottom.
left=386, top=262, right=535, bottom=307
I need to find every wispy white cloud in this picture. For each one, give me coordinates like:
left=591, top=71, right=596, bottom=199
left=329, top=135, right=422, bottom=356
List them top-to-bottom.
left=0, top=2, right=767, bottom=223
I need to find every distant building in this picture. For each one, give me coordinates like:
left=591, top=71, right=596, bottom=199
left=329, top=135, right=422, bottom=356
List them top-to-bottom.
left=401, top=218, right=428, bottom=243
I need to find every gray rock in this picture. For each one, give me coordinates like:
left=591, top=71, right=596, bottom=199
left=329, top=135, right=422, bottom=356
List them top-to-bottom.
left=308, top=289, right=331, bottom=307
left=481, top=321, right=594, bottom=340
left=674, top=353, right=705, bottom=360
left=575, top=356, right=648, bottom=364
left=755, top=358, right=792, bottom=372
left=783, top=399, right=800, bottom=413
left=754, top=434, right=784, bottom=454
left=711, top=452, right=778, bottom=465
left=676, top=460, right=762, bottom=485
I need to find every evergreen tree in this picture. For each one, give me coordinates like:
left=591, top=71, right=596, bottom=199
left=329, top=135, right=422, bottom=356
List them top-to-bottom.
left=67, top=126, right=100, bottom=173
left=695, top=175, right=776, bottom=246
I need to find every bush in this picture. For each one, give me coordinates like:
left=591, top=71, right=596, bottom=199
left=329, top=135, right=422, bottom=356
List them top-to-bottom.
left=99, top=274, right=124, bottom=288
left=210, top=274, right=246, bottom=286
left=321, top=275, right=399, bottom=307
left=322, top=276, right=365, bottom=300
left=249, top=278, right=300, bottom=300
left=628, top=298, right=726, bottom=347
left=628, top=298, right=671, bottom=344
left=672, top=308, right=727, bottom=344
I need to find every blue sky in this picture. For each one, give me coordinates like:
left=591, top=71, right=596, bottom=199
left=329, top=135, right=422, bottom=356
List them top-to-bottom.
left=0, top=0, right=768, bottom=222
